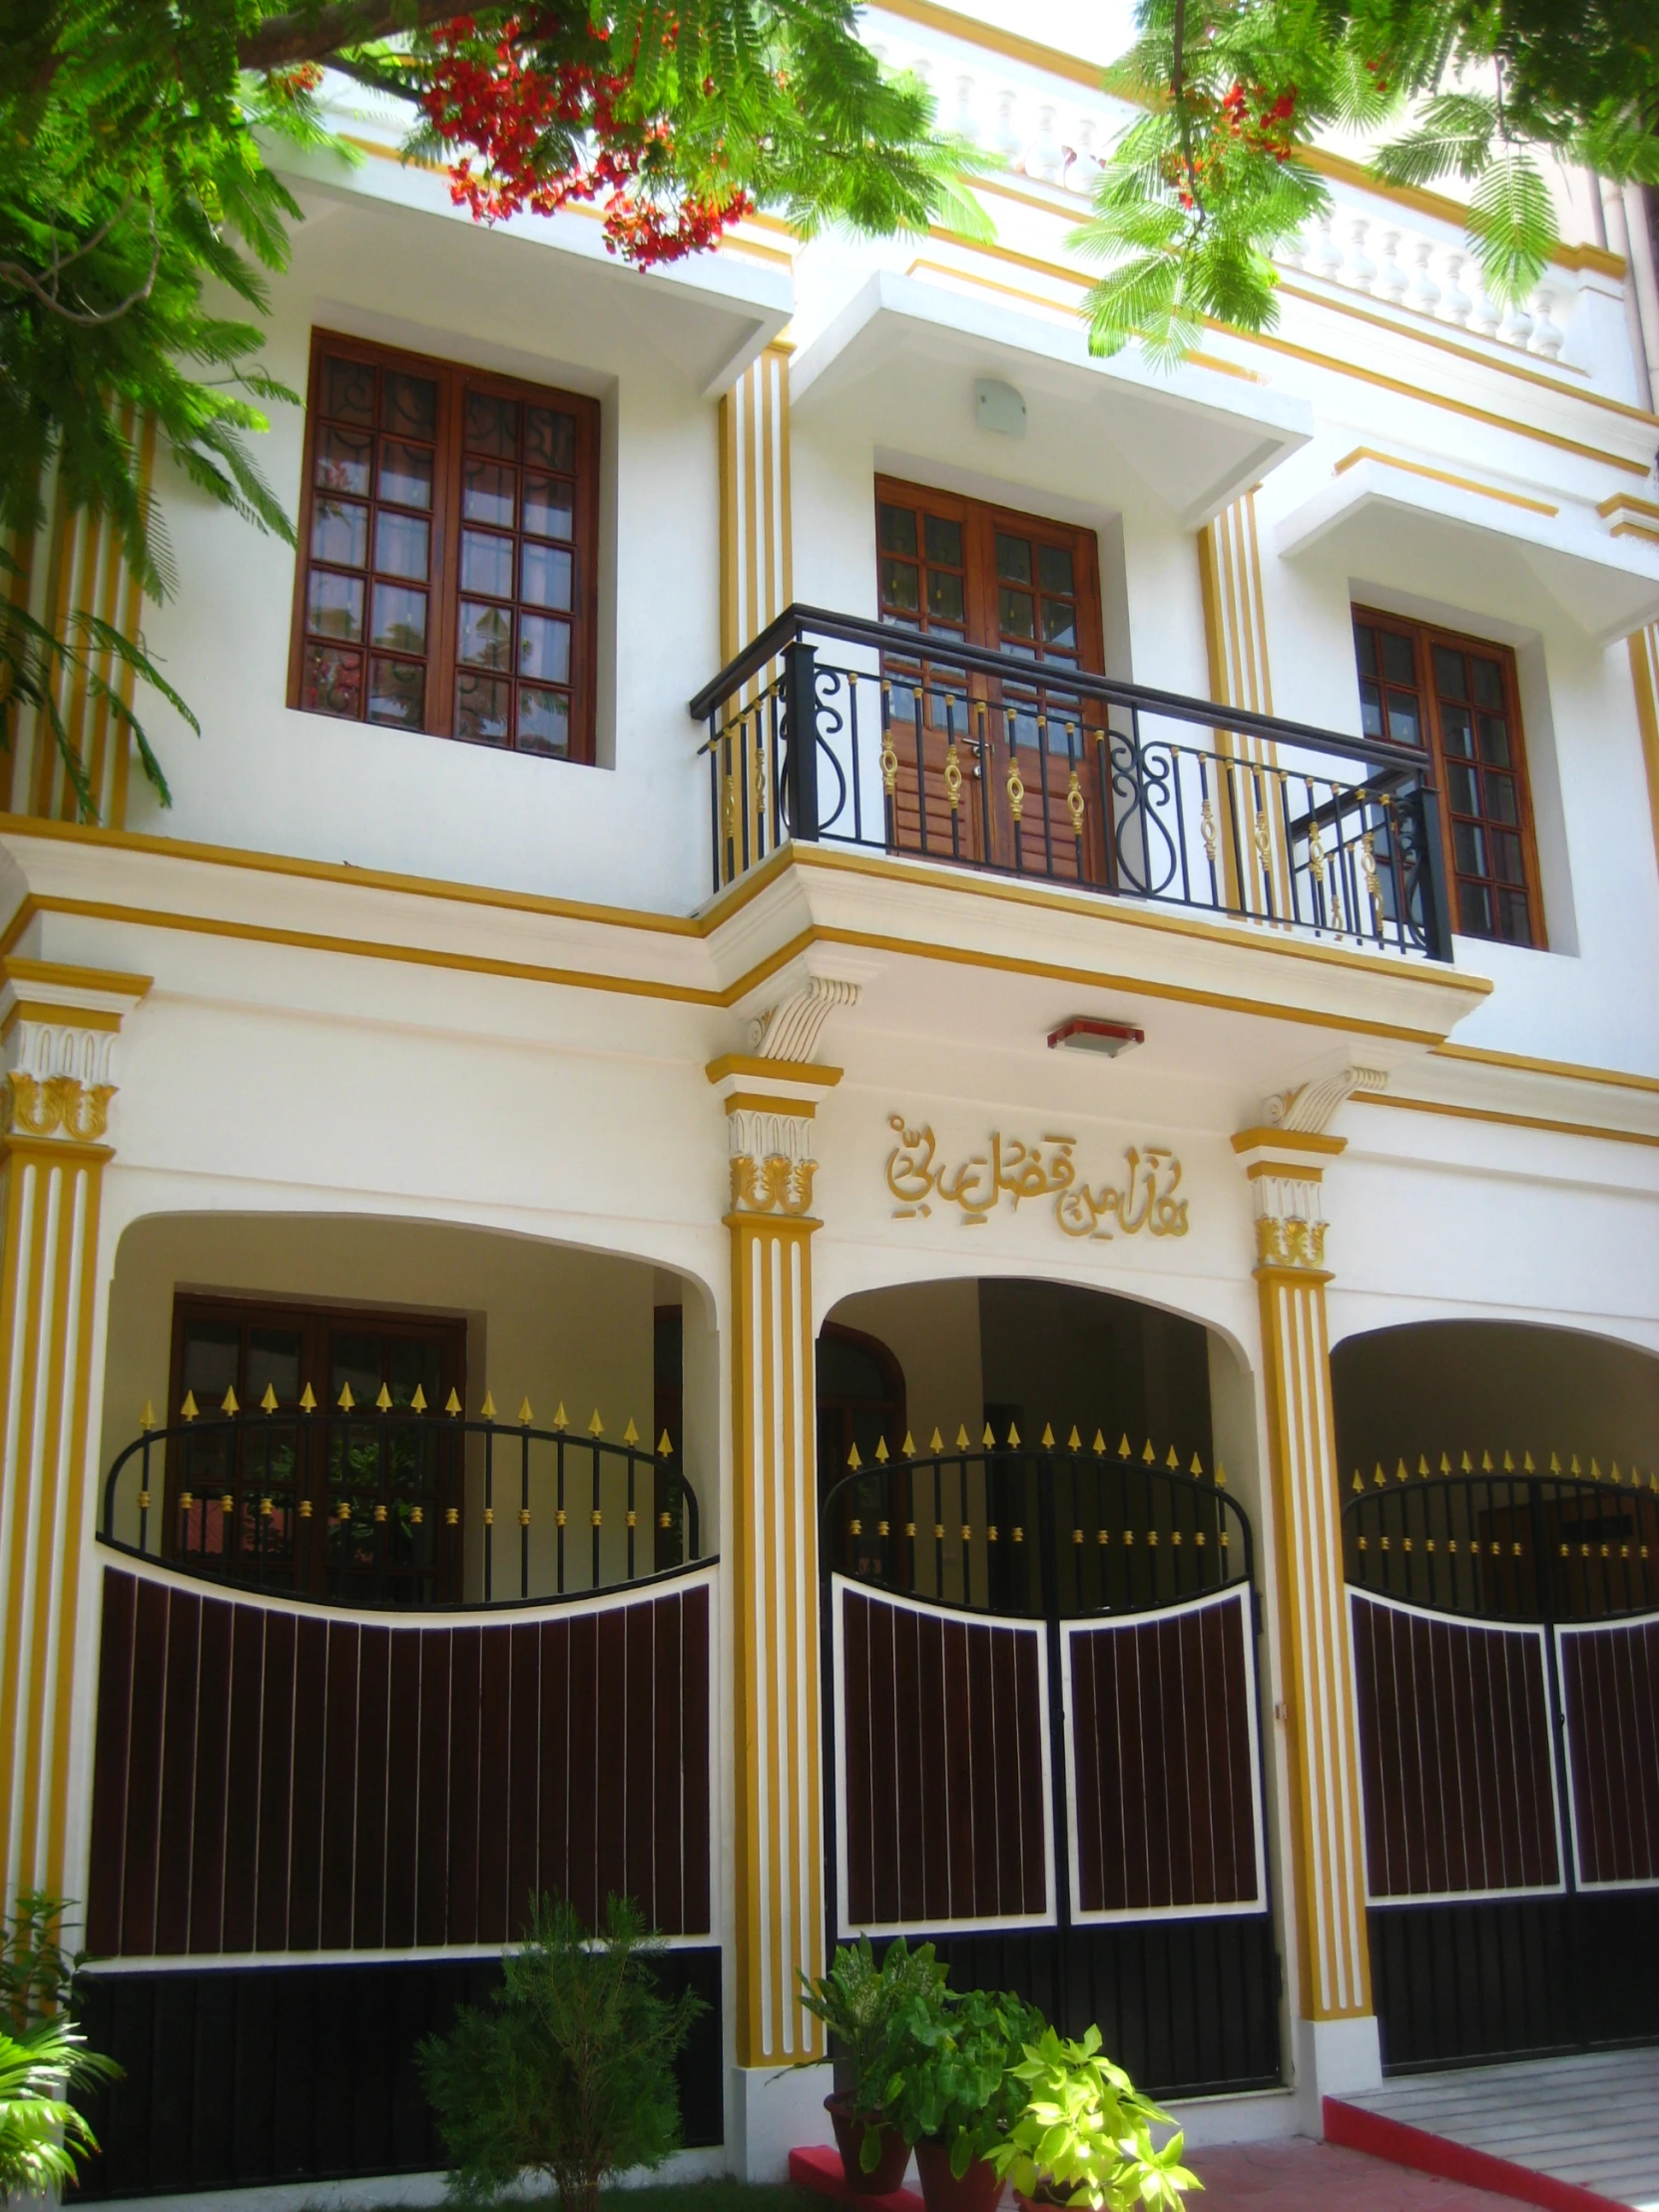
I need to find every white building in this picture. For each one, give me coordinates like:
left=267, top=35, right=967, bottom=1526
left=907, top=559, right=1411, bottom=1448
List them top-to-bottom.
left=3, top=2, right=1659, bottom=2196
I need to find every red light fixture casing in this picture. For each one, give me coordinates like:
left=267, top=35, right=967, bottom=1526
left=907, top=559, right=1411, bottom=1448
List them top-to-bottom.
left=1047, top=1016, right=1145, bottom=1059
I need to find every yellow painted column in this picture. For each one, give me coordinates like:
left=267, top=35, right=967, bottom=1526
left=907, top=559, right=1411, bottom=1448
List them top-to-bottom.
left=1628, top=621, right=1659, bottom=884
left=0, top=957, right=149, bottom=1905
left=712, top=1047, right=840, bottom=2067
left=1234, top=1117, right=1373, bottom=2027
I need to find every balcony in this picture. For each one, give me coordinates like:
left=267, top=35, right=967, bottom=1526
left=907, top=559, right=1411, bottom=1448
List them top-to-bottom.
left=690, top=606, right=1453, bottom=962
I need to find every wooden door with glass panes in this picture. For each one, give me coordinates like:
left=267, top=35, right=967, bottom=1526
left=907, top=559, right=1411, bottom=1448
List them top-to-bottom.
left=875, top=478, right=1106, bottom=876
left=166, top=1296, right=466, bottom=1606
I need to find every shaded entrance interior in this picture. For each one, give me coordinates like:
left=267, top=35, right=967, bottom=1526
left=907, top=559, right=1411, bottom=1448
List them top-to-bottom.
left=821, top=1275, right=1215, bottom=1477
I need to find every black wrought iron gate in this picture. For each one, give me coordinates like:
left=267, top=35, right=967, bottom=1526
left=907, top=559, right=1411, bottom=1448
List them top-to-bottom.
left=821, top=1434, right=1283, bottom=2096
left=1344, top=1462, right=1659, bottom=2070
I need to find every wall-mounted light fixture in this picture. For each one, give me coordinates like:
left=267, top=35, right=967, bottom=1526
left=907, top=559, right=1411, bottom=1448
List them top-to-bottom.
left=974, top=377, right=1027, bottom=437
left=1047, top=1016, right=1145, bottom=1058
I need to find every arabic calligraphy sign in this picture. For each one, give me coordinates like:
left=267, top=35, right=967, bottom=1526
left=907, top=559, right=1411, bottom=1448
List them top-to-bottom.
left=885, top=1116, right=1191, bottom=1241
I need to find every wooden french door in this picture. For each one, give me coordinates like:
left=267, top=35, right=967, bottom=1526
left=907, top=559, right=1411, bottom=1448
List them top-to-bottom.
left=874, top=478, right=1107, bottom=876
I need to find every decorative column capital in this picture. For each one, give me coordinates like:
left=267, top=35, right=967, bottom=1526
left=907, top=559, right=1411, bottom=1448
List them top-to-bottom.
left=0, top=958, right=151, bottom=1149
left=708, top=1052, right=840, bottom=1223
left=1233, top=1065, right=1385, bottom=1276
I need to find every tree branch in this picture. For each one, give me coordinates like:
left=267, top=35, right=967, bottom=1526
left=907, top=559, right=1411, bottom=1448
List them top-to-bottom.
left=237, top=0, right=463, bottom=73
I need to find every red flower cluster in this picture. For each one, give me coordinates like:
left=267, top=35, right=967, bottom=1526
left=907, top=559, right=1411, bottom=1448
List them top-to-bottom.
left=418, top=13, right=753, bottom=266
left=1163, top=77, right=1299, bottom=207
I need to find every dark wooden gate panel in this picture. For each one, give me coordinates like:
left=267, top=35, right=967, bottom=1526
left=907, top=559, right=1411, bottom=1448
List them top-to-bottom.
left=88, top=1565, right=713, bottom=1956
left=833, top=1578, right=1052, bottom=1933
left=1064, top=1586, right=1262, bottom=1921
left=1350, top=1590, right=1561, bottom=1902
left=1558, top=1616, right=1659, bottom=1888
left=70, top=1948, right=723, bottom=2199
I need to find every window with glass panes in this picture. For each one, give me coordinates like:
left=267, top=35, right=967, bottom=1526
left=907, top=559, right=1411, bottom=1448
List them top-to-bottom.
left=288, top=332, right=599, bottom=762
left=1354, top=610, right=1544, bottom=947
left=167, top=1296, right=466, bottom=1605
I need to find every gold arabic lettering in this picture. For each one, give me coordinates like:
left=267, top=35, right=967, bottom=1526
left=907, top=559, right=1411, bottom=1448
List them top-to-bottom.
left=886, top=1115, right=1189, bottom=1241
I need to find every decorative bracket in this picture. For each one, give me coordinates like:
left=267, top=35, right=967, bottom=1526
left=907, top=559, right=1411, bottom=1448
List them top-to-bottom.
left=0, top=957, right=151, bottom=1147
left=748, top=975, right=859, bottom=1062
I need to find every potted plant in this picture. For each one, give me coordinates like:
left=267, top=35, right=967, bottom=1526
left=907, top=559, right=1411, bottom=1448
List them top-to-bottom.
left=801, top=1937, right=949, bottom=2195
left=880, top=1985, right=1047, bottom=2212
left=986, top=2025, right=1200, bottom=2210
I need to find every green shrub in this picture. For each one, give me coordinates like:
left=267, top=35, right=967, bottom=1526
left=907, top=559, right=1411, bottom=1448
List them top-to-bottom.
left=0, top=1893, right=120, bottom=2198
left=419, top=1895, right=704, bottom=2212
left=799, top=1936, right=950, bottom=2121
left=878, top=1984, right=1048, bottom=2173
left=986, top=2024, right=1200, bottom=2210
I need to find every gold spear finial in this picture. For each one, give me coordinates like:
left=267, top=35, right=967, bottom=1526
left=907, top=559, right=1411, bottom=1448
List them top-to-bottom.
left=299, top=1382, right=317, bottom=1412
left=337, top=1382, right=354, bottom=1411
left=376, top=1382, right=393, bottom=1411
left=260, top=1383, right=278, bottom=1413
left=411, top=1383, right=427, bottom=1412
left=222, top=1385, right=240, bottom=1414
left=444, top=1387, right=461, bottom=1415
left=181, top=1390, right=199, bottom=1420
left=480, top=1390, right=497, bottom=1419
left=520, top=1397, right=535, bottom=1426
left=140, top=1399, right=156, bottom=1430
left=553, top=1402, right=568, bottom=1430
left=588, top=1409, right=604, bottom=1436
left=623, top=1417, right=640, bottom=1446
left=1007, top=1421, right=1021, bottom=1447
left=1041, top=1423, right=1055, bottom=1448
left=929, top=1428, right=943, bottom=1452
left=657, top=1429, right=673, bottom=1455
left=901, top=1432, right=915, bottom=1457
left=874, top=1436, right=888, bottom=1463
left=847, top=1442, right=862, bottom=1471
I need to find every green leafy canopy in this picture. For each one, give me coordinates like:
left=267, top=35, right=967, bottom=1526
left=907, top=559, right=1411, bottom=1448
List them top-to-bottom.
left=1, top=0, right=987, bottom=815
left=1072, top=0, right=1659, bottom=362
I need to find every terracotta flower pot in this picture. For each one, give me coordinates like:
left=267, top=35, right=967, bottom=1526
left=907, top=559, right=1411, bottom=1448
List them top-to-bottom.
left=826, top=2093, right=911, bottom=2196
left=915, top=2136, right=1004, bottom=2212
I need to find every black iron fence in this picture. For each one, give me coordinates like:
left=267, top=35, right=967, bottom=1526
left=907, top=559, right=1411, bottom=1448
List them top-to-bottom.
left=690, top=606, right=1452, bottom=960
left=101, top=1397, right=700, bottom=1609
left=821, top=1427, right=1254, bottom=1617
left=1342, top=1460, right=1659, bottom=1623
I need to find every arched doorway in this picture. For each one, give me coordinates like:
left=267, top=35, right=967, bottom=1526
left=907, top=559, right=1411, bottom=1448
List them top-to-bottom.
left=815, top=1276, right=1280, bottom=2101
left=1333, top=1319, right=1659, bottom=2072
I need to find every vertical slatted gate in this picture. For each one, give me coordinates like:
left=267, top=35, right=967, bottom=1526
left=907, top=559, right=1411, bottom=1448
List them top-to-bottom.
left=823, top=1442, right=1282, bottom=2097
left=1345, top=1471, right=1659, bottom=2069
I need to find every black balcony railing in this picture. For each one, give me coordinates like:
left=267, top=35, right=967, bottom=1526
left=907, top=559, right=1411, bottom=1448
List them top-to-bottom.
left=689, top=605, right=1453, bottom=960
left=100, top=1399, right=701, bottom=1610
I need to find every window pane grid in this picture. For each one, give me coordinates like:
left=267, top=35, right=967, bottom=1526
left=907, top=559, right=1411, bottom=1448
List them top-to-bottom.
left=300, top=354, right=437, bottom=729
left=454, top=389, right=577, bottom=758
left=1353, top=613, right=1539, bottom=947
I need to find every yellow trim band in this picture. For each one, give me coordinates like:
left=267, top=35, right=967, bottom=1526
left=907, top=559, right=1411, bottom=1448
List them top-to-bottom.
left=1334, top=448, right=1559, bottom=518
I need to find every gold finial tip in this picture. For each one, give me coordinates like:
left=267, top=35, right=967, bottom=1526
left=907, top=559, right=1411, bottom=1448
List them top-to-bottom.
left=261, top=1382, right=279, bottom=1413
left=299, top=1382, right=317, bottom=1412
left=337, top=1382, right=355, bottom=1411
left=375, top=1382, right=393, bottom=1412
left=410, top=1383, right=427, bottom=1413
left=222, top=1385, right=240, bottom=1414
left=444, top=1387, right=461, bottom=1415
left=480, top=1390, right=497, bottom=1419
left=519, top=1397, right=535, bottom=1425
left=140, top=1398, right=155, bottom=1429
left=553, top=1401, right=568, bottom=1429
left=588, top=1409, right=604, bottom=1435
left=623, top=1417, right=640, bottom=1446
left=1007, top=1421, right=1021, bottom=1447
left=1041, top=1423, right=1055, bottom=1448
left=980, top=1424, right=994, bottom=1448
left=957, top=1425, right=971, bottom=1449
left=1068, top=1426, right=1082, bottom=1451
left=657, top=1428, right=673, bottom=1455
left=929, top=1428, right=943, bottom=1453
left=1092, top=1430, right=1106, bottom=1455
left=901, top=1432, right=915, bottom=1457
left=1118, top=1433, right=1131, bottom=1457
left=874, top=1435, right=888, bottom=1463
left=847, top=1442, right=862, bottom=1470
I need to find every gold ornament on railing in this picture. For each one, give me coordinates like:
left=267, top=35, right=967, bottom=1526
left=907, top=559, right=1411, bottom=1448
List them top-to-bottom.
left=880, top=735, right=899, bottom=796
left=943, top=741, right=963, bottom=813
left=1006, top=761, right=1025, bottom=825
left=1066, top=765, right=1085, bottom=836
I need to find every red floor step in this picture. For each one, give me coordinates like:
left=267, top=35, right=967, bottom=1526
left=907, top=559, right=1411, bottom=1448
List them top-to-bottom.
left=1325, top=2096, right=1630, bottom=2212
left=790, top=2142, right=924, bottom=2211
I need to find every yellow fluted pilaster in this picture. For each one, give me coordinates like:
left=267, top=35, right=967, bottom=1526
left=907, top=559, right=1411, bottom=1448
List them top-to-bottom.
left=0, top=956, right=149, bottom=1906
left=715, top=1050, right=839, bottom=2066
left=1236, top=1120, right=1372, bottom=2022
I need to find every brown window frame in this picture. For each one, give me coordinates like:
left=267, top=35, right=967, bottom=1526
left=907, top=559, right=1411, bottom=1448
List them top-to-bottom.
left=286, top=328, right=602, bottom=764
left=1353, top=606, right=1547, bottom=950
left=166, top=1291, right=468, bottom=1602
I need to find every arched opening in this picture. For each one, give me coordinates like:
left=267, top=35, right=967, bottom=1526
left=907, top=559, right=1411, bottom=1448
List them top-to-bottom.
left=814, top=1274, right=1280, bottom=2103
left=1330, top=1319, right=1659, bottom=2075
